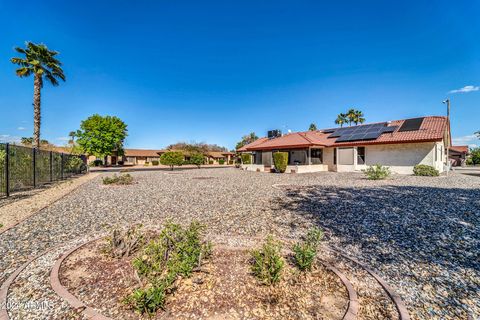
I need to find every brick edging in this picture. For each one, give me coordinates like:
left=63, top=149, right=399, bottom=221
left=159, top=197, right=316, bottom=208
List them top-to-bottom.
left=50, top=236, right=112, bottom=320
left=326, top=246, right=411, bottom=320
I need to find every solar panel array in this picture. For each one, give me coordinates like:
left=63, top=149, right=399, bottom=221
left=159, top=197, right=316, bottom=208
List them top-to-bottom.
left=398, top=117, right=424, bottom=132
left=328, top=122, right=398, bottom=142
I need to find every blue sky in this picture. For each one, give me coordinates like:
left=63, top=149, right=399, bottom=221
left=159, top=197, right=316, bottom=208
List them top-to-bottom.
left=0, top=0, right=479, bottom=149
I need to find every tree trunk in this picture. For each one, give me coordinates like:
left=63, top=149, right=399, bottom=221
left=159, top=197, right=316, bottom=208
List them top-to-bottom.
left=33, top=74, right=42, bottom=149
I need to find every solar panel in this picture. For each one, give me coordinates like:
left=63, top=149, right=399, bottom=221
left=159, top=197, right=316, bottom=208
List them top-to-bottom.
left=398, top=118, right=424, bottom=132
left=329, top=122, right=394, bottom=142
left=381, top=126, right=397, bottom=133
left=363, top=132, right=381, bottom=140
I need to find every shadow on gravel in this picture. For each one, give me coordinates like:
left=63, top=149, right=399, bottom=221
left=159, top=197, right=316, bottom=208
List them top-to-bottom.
left=274, top=185, right=479, bottom=316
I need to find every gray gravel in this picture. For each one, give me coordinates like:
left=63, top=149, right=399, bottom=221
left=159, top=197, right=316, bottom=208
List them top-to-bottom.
left=0, top=168, right=479, bottom=319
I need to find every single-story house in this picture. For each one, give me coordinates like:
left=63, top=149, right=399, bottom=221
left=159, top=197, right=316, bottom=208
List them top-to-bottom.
left=238, top=116, right=450, bottom=174
left=449, top=145, right=468, bottom=167
left=205, top=151, right=235, bottom=164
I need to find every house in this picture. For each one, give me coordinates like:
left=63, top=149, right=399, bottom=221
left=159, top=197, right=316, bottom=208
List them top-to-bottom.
left=238, top=116, right=450, bottom=174
left=449, top=145, right=468, bottom=167
left=122, top=149, right=165, bottom=165
left=205, top=151, right=235, bottom=164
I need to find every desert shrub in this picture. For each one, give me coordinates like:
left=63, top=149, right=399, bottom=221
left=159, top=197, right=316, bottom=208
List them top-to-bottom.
left=160, top=151, right=184, bottom=170
left=273, top=152, right=288, bottom=173
left=190, top=153, right=205, bottom=168
left=241, top=153, right=251, bottom=164
left=66, top=157, right=86, bottom=173
left=466, top=157, right=473, bottom=166
left=90, top=159, right=103, bottom=167
left=218, top=159, right=225, bottom=165
left=117, top=160, right=124, bottom=165
left=151, top=160, right=159, bottom=166
left=208, top=160, right=214, bottom=165
left=229, top=160, right=234, bottom=165
left=144, top=162, right=150, bottom=166
left=363, top=164, right=391, bottom=180
left=413, top=164, right=439, bottom=176
left=102, top=173, right=134, bottom=185
left=127, top=221, right=212, bottom=314
left=104, top=225, right=144, bottom=258
left=293, top=227, right=323, bottom=271
left=251, top=236, right=284, bottom=285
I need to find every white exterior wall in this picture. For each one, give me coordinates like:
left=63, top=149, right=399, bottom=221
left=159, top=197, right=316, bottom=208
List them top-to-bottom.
left=241, top=164, right=267, bottom=172
left=286, top=164, right=328, bottom=173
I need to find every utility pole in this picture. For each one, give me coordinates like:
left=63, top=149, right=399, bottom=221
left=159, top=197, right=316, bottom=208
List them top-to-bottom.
left=443, top=99, right=451, bottom=175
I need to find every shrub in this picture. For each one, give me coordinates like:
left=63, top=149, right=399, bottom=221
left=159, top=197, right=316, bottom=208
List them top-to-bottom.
left=469, top=147, right=480, bottom=165
left=160, top=151, right=184, bottom=170
left=273, top=152, right=288, bottom=173
left=190, top=153, right=205, bottom=168
left=241, top=153, right=251, bottom=164
left=66, top=157, right=86, bottom=173
left=466, top=157, right=473, bottom=166
left=90, top=159, right=103, bottom=167
left=218, top=159, right=225, bottom=165
left=117, top=160, right=124, bottom=165
left=151, top=160, right=159, bottom=166
left=208, top=160, right=214, bottom=165
left=229, top=160, right=234, bottom=165
left=144, top=162, right=150, bottom=166
left=363, top=164, right=391, bottom=180
left=413, top=164, right=439, bottom=176
left=102, top=173, right=134, bottom=185
left=128, top=221, right=212, bottom=314
left=104, top=225, right=144, bottom=258
left=292, top=227, right=323, bottom=271
left=251, top=236, right=284, bottom=285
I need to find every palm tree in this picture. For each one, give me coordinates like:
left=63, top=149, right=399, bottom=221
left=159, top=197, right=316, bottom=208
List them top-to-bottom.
left=11, top=42, right=65, bottom=148
left=346, top=109, right=357, bottom=126
left=353, top=110, right=365, bottom=125
left=335, top=113, right=347, bottom=127
left=309, top=123, right=317, bottom=131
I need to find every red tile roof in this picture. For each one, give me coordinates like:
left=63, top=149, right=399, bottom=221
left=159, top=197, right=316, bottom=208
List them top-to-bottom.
left=239, top=116, right=448, bottom=151
left=449, top=145, right=468, bottom=154
left=124, top=149, right=165, bottom=157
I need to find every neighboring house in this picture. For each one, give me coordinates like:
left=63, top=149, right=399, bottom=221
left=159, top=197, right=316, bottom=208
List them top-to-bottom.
left=238, top=116, right=450, bottom=174
left=449, top=145, right=468, bottom=167
left=122, top=149, right=164, bottom=165
left=205, top=151, right=235, bottom=164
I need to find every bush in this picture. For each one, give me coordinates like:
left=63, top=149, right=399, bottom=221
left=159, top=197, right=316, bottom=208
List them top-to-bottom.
left=469, top=147, right=480, bottom=165
left=160, top=151, right=184, bottom=170
left=273, top=152, right=288, bottom=173
left=190, top=153, right=204, bottom=168
left=241, top=153, right=251, bottom=164
left=66, top=157, right=86, bottom=173
left=466, top=158, right=473, bottom=166
left=90, top=159, right=103, bottom=167
left=218, top=159, right=225, bottom=165
left=117, top=160, right=124, bottom=165
left=151, top=160, right=159, bottom=166
left=208, top=160, right=214, bottom=165
left=229, top=160, right=234, bottom=165
left=363, top=164, right=391, bottom=180
left=413, top=164, right=439, bottom=176
left=102, top=173, right=134, bottom=185
left=127, top=221, right=212, bottom=314
left=104, top=225, right=144, bottom=258
left=292, top=227, right=323, bottom=271
left=251, top=236, right=284, bottom=285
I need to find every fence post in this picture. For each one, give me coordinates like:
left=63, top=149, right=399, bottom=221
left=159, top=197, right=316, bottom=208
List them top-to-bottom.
left=5, top=143, right=9, bottom=197
left=33, top=147, right=36, bottom=188
left=50, top=151, right=53, bottom=182
left=61, top=153, right=64, bottom=180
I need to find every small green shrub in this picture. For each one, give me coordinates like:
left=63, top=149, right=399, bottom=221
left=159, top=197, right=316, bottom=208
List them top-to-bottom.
left=160, top=151, right=184, bottom=170
left=273, top=152, right=288, bottom=173
left=190, top=153, right=205, bottom=168
left=241, top=153, right=251, bottom=165
left=66, top=157, right=86, bottom=173
left=466, top=157, right=473, bottom=166
left=89, top=159, right=103, bottom=167
left=218, top=159, right=225, bottom=165
left=151, top=160, right=159, bottom=166
left=208, top=160, right=214, bottom=165
left=229, top=160, right=234, bottom=165
left=144, top=162, right=150, bottom=166
left=363, top=164, right=391, bottom=180
left=413, top=164, right=439, bottom=176
left=102, top=173, right=134, bottom=185
left=127, top=221, right=212, bottom=315
left=292, top=227, right=324, bottom=271
left=251, top=236, right=284, bottom=285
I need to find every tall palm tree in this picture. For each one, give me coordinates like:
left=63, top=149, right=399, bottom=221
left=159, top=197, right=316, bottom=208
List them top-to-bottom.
left=11, top=42, right=65, bottom=148
left=346, top=108, right=357, bottom=126
left=353, top=110, right=366, bottom=125
left=335, top=113, right=347, bottom=127
left=309, top=123, right=317, bottom=131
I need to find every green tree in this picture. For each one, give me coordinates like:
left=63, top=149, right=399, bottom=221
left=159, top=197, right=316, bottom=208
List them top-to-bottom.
left=11, top=42, right=66, bottom=148
left=353, top=110, right=365, bottom=125
left=335, top=113, right=347, bottom=127
left=75, top=114, right=128, bottom=164
left=308, top=123, right=317, bottom=131
left=236, top=132, right=258, bottom=150
left=20, top=137, right=51, bottom=147
left=470, top=147, right=480, bottom=165
left=160, top=151, right=184, bottom=170
left=273, top=152, right=288, bottom=173
left=190, top=153, right=205, bottom=168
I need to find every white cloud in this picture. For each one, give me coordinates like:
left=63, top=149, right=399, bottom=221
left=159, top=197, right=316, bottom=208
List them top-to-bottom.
left=449, top=85, right=479, bottom=94
left=17, top=127, right=26, bottom=131
left=0, top=134, right=21, bottom=144
left=452, top=135, right=478, bottom=148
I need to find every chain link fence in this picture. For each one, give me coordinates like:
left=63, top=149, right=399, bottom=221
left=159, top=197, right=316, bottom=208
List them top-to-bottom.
left=0, top=143, right=87, bottom=198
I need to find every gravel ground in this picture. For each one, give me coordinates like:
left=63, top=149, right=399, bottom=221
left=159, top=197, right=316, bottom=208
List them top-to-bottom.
left=0, top=168, right=478, bottom=319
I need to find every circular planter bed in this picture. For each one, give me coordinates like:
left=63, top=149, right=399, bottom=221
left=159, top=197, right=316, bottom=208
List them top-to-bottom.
left=59, top=238, right=350, bottom=319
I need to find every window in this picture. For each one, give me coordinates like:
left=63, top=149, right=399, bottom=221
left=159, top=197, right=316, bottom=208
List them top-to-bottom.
left=357, top=147, right=365, bottom=165
left=334, top=148, right=337, bottom=165
left=338, top=148, right=354, bottom=165
left=310, top=149, right=323, bottom=164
